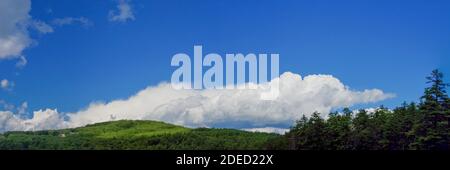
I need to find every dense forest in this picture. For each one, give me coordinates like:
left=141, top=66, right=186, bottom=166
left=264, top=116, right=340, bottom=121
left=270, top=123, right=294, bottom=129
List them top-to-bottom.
left=275, top=69, right=449, bottom=150
left=0, top=70, right=448, bottom=150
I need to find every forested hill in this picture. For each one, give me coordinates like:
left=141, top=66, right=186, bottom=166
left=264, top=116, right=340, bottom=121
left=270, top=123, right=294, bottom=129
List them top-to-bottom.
left=0, top=120, right=280, bottom=150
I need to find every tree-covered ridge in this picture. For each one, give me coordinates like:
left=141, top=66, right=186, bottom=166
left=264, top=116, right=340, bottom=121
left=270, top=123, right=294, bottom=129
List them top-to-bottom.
left=285, top=69, right=449, bottom=150
left=0, top=120, right=279, bottom=150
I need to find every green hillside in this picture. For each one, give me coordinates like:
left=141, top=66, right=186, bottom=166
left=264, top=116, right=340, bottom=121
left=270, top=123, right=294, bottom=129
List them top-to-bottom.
left=0, top=120, right=280, bottom=150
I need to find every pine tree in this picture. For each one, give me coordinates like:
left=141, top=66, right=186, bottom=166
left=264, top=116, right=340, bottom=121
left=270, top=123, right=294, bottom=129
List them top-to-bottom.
left=411, top=69, right=449, bottom=150
left=326, top=109, right=352, bottom=150
left=352, top=109, right=373, bottom=149
left=292, top=112, right=328, bottom=150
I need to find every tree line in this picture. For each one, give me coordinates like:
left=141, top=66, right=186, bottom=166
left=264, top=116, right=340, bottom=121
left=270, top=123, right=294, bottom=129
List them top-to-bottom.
left=276, top=69, right=449, bottom=150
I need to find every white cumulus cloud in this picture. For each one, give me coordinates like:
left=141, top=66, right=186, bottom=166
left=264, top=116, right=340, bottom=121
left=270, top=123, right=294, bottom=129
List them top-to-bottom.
left=0, top=0, right=32, bottom=59
left=0, top=0, right=54, bottom=66
left=0, top=0, right=89, bottom=63
left=109, top=0, right=135, bottom=22
left=0, top=72, right=394, bottom=132
left=0, top=109, right=66, bottom=132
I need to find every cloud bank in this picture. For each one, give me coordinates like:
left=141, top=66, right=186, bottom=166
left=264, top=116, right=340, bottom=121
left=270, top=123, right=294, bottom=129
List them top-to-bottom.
left=0, top=72, right=394, bottom=132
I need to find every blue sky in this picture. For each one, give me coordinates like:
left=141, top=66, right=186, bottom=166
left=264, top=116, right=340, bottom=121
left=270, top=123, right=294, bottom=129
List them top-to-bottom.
left=0, top=0, right=449, bottom=129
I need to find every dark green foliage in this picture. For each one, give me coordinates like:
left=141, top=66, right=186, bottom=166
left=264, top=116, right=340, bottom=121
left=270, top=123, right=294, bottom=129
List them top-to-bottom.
left=285, top=69, right=449, bottom=150
left=410, top=69, right=450, bottom=150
